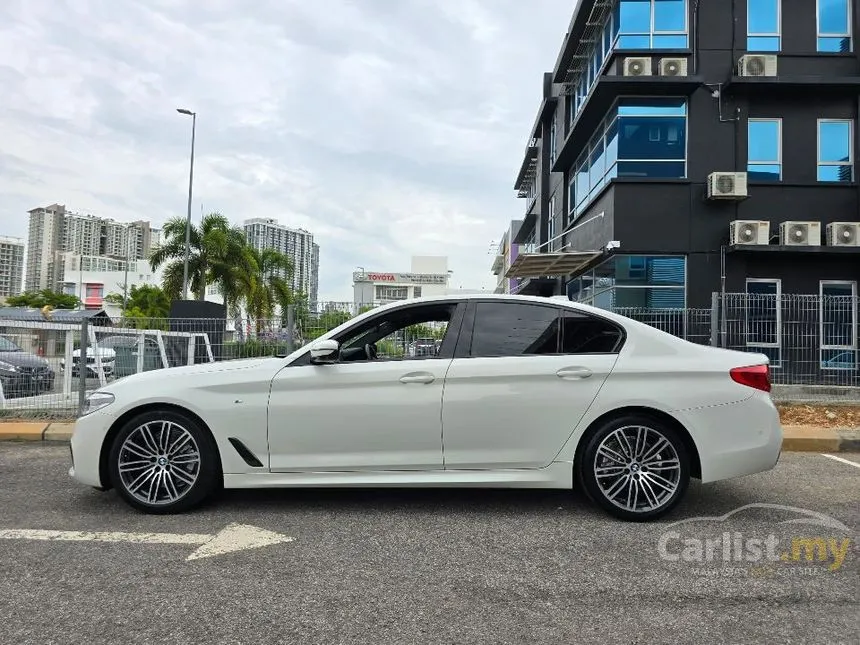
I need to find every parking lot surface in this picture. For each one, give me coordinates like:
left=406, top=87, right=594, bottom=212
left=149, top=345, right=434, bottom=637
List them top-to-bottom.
left=0, top=444, right=857, bottom=644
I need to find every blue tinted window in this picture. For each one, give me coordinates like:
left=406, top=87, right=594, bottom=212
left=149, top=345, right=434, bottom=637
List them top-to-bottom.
left=616, top=0, right=688, bottom=49
left=619, top=0, right=651, bottom=33
left=654, top=0, right=686, bottom=31
left=748, top=0, right=780, bottom=51
left=818, top=0, right=852, bottom=52
left=605, top=119, right=619, bottom=168
left=748, top=119, right=781, bottom=181
left=818, top=120, right=854, bottom=182
left=576, top=158, right=589, bottom=206
left=568, top=176, right=576, bottom=217
left=585, top=255, right=686, bottom=312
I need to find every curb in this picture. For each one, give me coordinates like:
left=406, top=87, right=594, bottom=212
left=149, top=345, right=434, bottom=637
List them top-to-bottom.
left=0, top=423, right=857, bottom=452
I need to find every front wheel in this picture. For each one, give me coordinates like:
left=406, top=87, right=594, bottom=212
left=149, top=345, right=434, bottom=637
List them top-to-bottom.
left=108, top=409, right=220, bottom=514
left=579, top=415, right=690, bottom=522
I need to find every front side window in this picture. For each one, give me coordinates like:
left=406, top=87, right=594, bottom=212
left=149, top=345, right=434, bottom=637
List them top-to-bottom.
left=615, top=0, right=688, bottom=49
left=747, top=0, right=781, bottom=51
left=817, top=0, right=852, bottom=52
left=748, top=118, right=782, bottom=181
left=818, top=119, right=854, bottom=182
left=745, top=279, right=781, bottom=367
left=820, top=281, right=857, bottom=369
left=470, top=302, right=560, bottom=357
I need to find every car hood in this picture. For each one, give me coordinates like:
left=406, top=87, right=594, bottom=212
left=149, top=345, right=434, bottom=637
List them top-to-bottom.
left=0, top=351, right=50, bottom=369
left=102, top=355, right=287, bottom=391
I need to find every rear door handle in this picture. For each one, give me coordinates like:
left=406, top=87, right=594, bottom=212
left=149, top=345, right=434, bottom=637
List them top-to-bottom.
left=556, top=367, right=592, bottom=380
left=400, top=372, right=435, bottom=384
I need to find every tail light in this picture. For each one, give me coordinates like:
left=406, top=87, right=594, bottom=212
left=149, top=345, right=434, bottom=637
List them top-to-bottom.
left=730, top=364, right=771, bottom=392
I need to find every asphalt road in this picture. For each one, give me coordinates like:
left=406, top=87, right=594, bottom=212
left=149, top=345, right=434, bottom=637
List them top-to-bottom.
left=0, top=444, right=857, bottom=644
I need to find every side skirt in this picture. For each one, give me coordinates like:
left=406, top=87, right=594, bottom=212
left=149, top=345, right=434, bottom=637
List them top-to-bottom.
left=223, top=461, right=573, bottom=489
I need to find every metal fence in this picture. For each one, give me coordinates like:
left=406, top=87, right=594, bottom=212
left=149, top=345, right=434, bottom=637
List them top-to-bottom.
left=1, top=293, right=858, bottom=418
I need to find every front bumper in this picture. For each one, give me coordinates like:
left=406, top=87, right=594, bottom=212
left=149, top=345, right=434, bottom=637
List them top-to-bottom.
left=0, top=371, right=55, bottom=397
left=69, top=408, right=117, bottom=489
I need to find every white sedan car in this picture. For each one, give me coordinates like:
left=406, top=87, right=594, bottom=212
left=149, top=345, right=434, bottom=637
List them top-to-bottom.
left=69, top=294, right=782, bottom=521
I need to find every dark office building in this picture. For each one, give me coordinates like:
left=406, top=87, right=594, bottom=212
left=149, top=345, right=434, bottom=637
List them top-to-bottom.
left=508, top=0, right=860, bottom=377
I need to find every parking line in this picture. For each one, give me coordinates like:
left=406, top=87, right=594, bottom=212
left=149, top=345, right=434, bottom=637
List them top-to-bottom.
left=820, top=454, right=860, bottom=470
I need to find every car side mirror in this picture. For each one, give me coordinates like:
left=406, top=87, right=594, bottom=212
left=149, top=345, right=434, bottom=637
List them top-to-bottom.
left=309, top=339, right=340, bottom=364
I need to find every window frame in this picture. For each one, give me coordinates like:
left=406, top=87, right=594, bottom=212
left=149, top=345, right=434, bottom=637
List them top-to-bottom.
left=616, top=0, right=690, bottom=49
left=747, top=0, right=781, bottom=51
left=816, top=0, right=853, bottom=52
left=747, top=117, right=783, bottom=181
left=817, top=118, right=854, bottom=182
left=547, top=195, right=556, bottom=251
left=744, top=278, right=782, bottom=368
left=819, top=279, right=857, bottom=371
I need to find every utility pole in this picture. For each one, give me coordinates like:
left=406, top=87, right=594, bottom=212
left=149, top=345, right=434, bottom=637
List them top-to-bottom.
left=177, top=108, right=197, bottom=300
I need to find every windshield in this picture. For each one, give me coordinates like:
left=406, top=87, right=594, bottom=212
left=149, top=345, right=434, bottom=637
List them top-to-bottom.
left=0, top=336, right=22, bottom=352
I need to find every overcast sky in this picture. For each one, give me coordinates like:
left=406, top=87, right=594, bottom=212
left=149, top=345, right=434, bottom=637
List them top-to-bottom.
left=0, top=0, right=571, bottom=301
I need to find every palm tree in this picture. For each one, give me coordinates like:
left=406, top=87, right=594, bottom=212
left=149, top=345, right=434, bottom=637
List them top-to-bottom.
left=150, top=212, right=249, bottom=302
left=244, top=247, right=295, bottom=330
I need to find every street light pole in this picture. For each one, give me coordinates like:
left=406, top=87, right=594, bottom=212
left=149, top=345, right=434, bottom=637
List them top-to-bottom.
left=177, top=108, right=196, bottom=300
left=122, top=223, right=131, bottom=312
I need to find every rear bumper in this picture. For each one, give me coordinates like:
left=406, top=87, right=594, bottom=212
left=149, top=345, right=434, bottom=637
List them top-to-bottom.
left=675, top=392, right=783, bottom=484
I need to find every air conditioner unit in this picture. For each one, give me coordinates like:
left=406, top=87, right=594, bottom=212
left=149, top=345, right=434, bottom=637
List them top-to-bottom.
left=737, top=54, right=778, bottom=77
left=623, top=57, right=652, bottom=76
left=659, top=57, right=688, bottom=76
left=707, top=172, right=748, bottom=199
left=730, top=220, right=770, bottom=246
left=779, top=221, right=822, bottom=246
left=826, top=222, right=860, bottom=246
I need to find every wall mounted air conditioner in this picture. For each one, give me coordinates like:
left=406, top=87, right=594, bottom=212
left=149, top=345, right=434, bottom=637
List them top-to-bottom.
left=737, top=54, right=777, bottom=77
left=623, top=57, right=652, bottom=76
left=659, top=57, right=688, bottom=76
left=707, top=172, right=748, bottom=199
left=730, top=220, right=770, bottom=245
left=779, top=221, right=821, bottom=246
left=826, top=222, right=860, bottom=246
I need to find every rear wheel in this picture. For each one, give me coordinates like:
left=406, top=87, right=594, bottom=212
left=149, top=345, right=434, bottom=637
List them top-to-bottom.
left=108, top=409, right=220, bottom=514
left=579, top=414, right=690, bottom=522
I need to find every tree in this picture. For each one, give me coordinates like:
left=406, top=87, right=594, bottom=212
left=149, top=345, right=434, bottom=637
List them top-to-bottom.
left=149, top=212, right=249, bottom=302
left=244, top=247, right=295, bottom=329
left=105, top=284, right=171, bottom=318
left=6, top=290, right=80, bottom=309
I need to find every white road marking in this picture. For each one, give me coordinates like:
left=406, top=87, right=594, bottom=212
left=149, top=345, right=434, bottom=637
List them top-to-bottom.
left=820, top=454, right=860, bottom=470
left=0, top=523, right=294, bottom=561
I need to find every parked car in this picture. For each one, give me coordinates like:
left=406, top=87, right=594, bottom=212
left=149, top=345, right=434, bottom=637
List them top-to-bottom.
left=69, top=294, right=782, bottom=521
left=0, top=335, right=55, bottom=398
left=95, top=335, right=163, bottom=378
left=60, top=344, right=117, bottom=379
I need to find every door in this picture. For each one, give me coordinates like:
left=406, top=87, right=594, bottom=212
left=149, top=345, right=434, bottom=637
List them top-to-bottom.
left=267, top=301, right=466, bottom=472
left=441, top=301, right=622, bottom=469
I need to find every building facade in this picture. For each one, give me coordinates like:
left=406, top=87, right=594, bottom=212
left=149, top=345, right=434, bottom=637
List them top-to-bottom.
left=509, top=0, right=859, bottom=311
left=25, top=204, right=154, bottom=292
left=243, top=218, right=320, bottom=306
left=490, top=220, right=523, bottom=294
left=0, top=237, right=25, bottom=299
left=353, top=256, right=451, bottom=308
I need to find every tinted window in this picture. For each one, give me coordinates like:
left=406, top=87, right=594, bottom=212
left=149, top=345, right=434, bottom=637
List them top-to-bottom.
left=471, top=303, right=560, bottom=357
left=561, top=311, right=623, bottom=354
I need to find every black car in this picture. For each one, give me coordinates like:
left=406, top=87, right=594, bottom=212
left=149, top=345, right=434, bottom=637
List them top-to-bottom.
left=0, top=335, right=55, bottom=398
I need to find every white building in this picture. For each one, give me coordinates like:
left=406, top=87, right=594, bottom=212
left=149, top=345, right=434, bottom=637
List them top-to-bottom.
left=243, top=218, right=320, bottom=306
left=0, top=236, right=25, bottom=299
left=352, top=256, right=454, bottom=308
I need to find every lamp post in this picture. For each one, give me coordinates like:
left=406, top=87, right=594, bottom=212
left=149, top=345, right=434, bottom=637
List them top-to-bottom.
left=177, top=108, right=196, bottom=300
left=122, top=223, right=131, bottom=312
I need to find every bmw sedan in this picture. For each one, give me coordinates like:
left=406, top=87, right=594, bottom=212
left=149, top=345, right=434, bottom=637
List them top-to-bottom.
left=69, top=294, right=783, bottom=521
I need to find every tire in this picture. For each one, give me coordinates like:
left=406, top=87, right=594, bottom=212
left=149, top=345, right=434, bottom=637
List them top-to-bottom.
left=108, top=409, right=220, bottom=514
left=579, top=414, right=690, bottom=522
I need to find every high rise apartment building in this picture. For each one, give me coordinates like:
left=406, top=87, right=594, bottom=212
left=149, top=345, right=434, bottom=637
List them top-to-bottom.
left=243, top=218, right=320, bottom=306
left=0, top=236, right=25, bottom=298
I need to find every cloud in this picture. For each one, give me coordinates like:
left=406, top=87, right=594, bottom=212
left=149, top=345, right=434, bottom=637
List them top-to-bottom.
left=0, top=0, right=571, bottom=300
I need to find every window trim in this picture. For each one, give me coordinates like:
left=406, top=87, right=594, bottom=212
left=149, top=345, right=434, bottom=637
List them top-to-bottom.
left=747, top=0, right=781, bottom=51
left=816, top=0, right=853, bottom=52
left=747, top=117, right=783, bottom=181
left=817, top=118, right=855, bottom=182
left=744, top=278, right=782, bottom=368
left=819, top=279, right=857, bottom=371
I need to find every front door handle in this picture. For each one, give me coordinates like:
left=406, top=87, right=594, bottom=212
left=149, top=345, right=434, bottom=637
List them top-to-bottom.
left=557, top=367, right=593, bottom=380
left=400, top=372, right=435, bottom=384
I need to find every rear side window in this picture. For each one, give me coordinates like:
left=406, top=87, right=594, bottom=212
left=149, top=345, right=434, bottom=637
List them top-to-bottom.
left=470, top=302, right=560, bottom=357
left=561, top=310, right=624, bottom=354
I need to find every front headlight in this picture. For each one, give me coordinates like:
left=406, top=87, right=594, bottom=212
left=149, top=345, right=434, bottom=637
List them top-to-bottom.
left=81, top=392, right=115, bottom=416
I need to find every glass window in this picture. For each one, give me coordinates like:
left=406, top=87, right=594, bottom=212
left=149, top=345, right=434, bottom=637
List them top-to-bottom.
left=617, top=0, right=689, bottom=49
left=748, top=0, right=781, bottom=51
left=817, top=0, right=852, bottom=52
left=616, top=98, right=687, bottom=178
left=550, top=119, right=557, bottom=165
left=748, top=119, right=782, bottom=181
left=818, top=119, right=854, bottom=182
left=589, top=136, right=606, bottom=196
left=576, top=156, right=589, bottom=207
left=567, top=175, right=576, bottom=220
left=547, top=197, right=556, bottom=251
left=820, top=281, right=857, bottom=370
left=471, top=302, right=560, bottom=357
left=561, top=311, right=624, bottom=354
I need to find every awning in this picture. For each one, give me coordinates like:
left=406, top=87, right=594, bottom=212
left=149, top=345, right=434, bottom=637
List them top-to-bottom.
left=505, top=250, right=603, bottom=279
